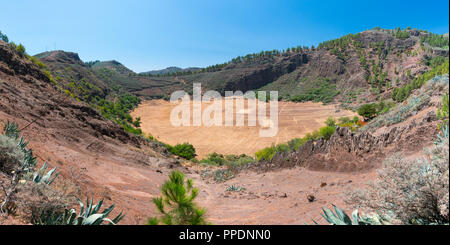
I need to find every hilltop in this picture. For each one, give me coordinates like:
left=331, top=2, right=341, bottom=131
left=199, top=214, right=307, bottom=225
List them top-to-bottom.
left=37, top=28, right=449, bottom=109
left=140, top=66, right=201, bottom=76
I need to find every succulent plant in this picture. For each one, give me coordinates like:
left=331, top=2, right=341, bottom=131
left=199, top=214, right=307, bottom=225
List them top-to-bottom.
left=31, top=162, right=59, bottom=185
left=226, top=185, right=246, bottom=192
left=36, top=198, right=124, bottom=225
left=313, top=205, right=390, bottom=225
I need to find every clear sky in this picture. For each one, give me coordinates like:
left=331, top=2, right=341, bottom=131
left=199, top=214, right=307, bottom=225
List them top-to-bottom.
left=1, top=0, right=449, bottom=72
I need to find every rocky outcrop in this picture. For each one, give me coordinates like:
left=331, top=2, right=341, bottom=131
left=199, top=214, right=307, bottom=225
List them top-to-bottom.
left=35, top=50, right=84, bottom=65
left=221, top=53, right=308, bottom=92
left=247, top=116, right=439, bottom=173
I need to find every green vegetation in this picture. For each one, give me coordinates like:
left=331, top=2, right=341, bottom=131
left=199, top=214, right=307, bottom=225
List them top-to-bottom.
left=394, top=27, right=411, bottom=39
left=0, top=30, right=9, bottom=43
left=318, top=33, right=361, bottom=61
left=420, top=33, right=449, bottom=49
left=392, top=58, right=449, bottom=102
left=289, top=78, right=340, bottom=104
left=437, top=93, right=449, bottom=129
left=94, top=94, right=143, bottom=135
left=358, top=101, right=394, bottom=121
left=255, top=116, right=364, bottom=161
left=166, top=143, right=197, bottom=160
left=255, top=143, right=290, bottom=162
left=199, top=153, right=254, bottom=168
left=200, top=168, right=235, bottom=183
left=148, top=171, right=209, bottom=225
left=226, top=185, right=246, bottom=192
left=36, top=198, right=124, bottom=225
left=313, top=205, right=389, bottom=225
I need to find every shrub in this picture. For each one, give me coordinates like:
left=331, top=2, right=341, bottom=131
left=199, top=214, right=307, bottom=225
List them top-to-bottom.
left=15, top=43, right=26, bottom=55
left=28, top=56, right=46, bottom=69
left=437, top=93, right=449, bottom=129
left=357, top=103, right=377, bottom=120
left=132, top=117, right=141, bottom=128
left=325, top=117, right=336, bottom=127
left=338, top=117, right=351, bottom=124
left=318, top=126, right=336, bottom=140
left=346, top=127, right=449, bottom=225
left=0, top=135, right=25, bottom=175
left=287, top=137, right=308, bottom=151
left=167, top=143, right=197, bottom=160
left=255, top=143, right=289, bottom=161
left=200, top=152, right=225, bottom=166
left=199, top=153, right=254, bottom=167
left=148, top=171, right=209, bottom=225
left=15, top=181, right=71, bottom=224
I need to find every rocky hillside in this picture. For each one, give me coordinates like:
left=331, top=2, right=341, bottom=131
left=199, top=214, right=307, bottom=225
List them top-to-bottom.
left=37, top=28, right=448, bottom=109
left=135, top=28, right=447, bottom=106
left=0, top=40, right=181, bottom=224
left=140, top=66, right=201, bottom=76
left=251, top=75, right=448, bottom=173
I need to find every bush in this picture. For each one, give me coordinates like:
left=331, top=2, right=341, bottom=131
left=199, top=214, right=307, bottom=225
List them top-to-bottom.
left=15, top=43, right=26, bottom=55
left=28, top=56, right=46, bottom=69
left=437, top=93, right=449, bottom=129
left=358, top=103, right=378, bottom=120
left=132, top=117, right=141, bottom=128
left=325, top=117, right=336, bottom=127
left=256, top=123, right=340, bottom=161
left=318, top=126, right=336, bottom=140
left=346, top=128, right=449, bottom=225
left=0, top=135, right=25, bottom=175
left=167, top=143, right=197, bottom=160
left=255, top=143, right=289, bottom=161
left=199, top=153, right=254, bottom=167
left=148, top=171, right=209, bottom=225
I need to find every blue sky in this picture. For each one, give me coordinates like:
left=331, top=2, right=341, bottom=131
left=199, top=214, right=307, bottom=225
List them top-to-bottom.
left=1, top=0, right=449, bottom=72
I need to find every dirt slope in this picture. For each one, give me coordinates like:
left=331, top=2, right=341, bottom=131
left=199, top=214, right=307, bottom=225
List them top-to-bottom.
left=0, top=40, right=180, bottom=224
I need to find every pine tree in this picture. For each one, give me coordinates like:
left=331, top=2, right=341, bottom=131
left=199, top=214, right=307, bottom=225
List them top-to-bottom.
left=147, top=171, right=209, bottom=225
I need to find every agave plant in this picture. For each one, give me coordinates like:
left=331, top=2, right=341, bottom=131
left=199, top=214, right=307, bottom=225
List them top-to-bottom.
left=3, top=120, right=20, bottom=139
left=3, top=121, right=38, bottom=173
left=435, top=125, right=448, bottom=145
left=30, top=162, right=59, bottom=185
left=226, top=185, right=246, bottom=192
left=36, top=198, right=125, bottom=225
left=313, top=205, right=390, bottom=225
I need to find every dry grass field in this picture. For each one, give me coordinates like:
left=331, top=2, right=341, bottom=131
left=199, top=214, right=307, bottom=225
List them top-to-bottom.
left=131, top=99, right=357, bottom=158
